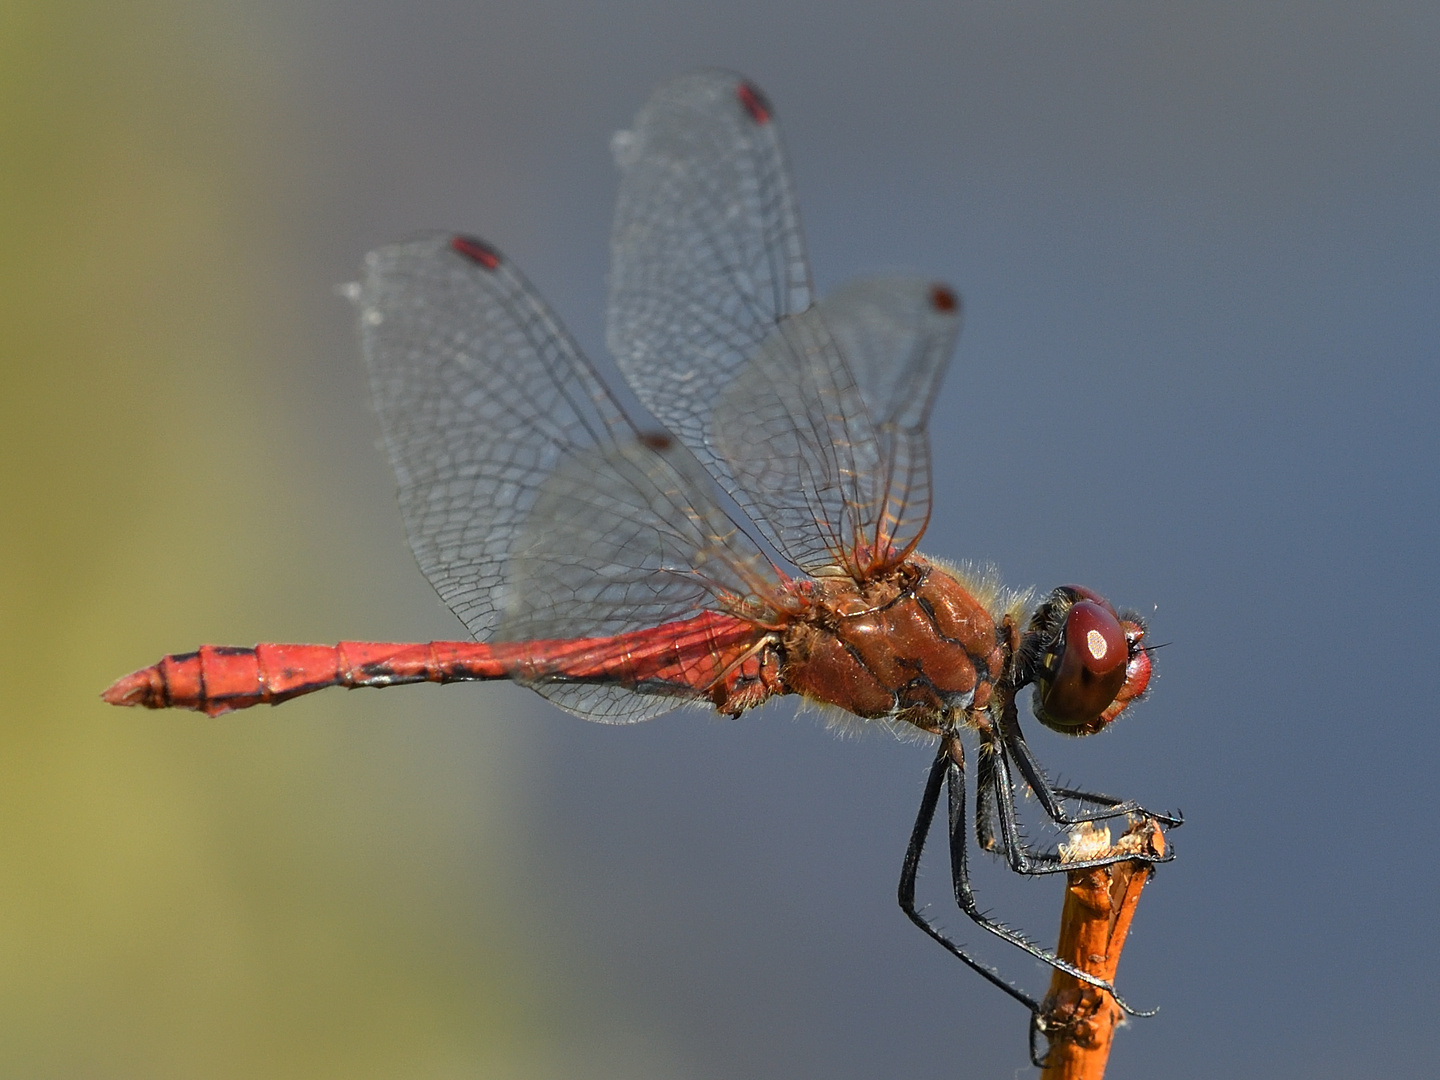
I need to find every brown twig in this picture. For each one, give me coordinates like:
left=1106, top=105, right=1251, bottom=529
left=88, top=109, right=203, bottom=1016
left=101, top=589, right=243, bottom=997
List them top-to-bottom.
left=1036, top=817, right=1166, bottom=1080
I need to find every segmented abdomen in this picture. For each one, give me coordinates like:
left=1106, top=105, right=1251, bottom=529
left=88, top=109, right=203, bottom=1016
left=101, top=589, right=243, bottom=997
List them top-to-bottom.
left=103, top=611, right=772, bottom=717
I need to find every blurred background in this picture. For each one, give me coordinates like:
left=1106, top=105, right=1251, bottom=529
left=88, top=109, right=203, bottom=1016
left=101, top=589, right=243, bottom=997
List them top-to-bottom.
left=3, top=2, right=1437, bottom=1077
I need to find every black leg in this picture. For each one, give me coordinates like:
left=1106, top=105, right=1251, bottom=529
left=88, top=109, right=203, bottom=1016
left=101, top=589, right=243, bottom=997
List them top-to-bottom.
left=999, top=700, right=1183, bottom=830
left=981, top=731, right=1064, bottom=874
left=981, top=733, right=1171, bottom=878
left=934, top=736, right=1148, bottom=1011
left=974, top=741, right=1002, bottom=853
left=897, top=742, right=1042, bottom=1013
left=1049, top=782, right=1184, bottom=829
left=1029, top=1011, right=1054, bottom=1070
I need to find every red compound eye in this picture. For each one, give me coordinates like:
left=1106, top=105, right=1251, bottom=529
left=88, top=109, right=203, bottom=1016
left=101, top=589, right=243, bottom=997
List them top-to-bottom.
left=1058, top=584, right=1117, bottom=617
left=1035, top=601, right=1128, bottom=731
left=1067, top=601, right=1126, bottom=675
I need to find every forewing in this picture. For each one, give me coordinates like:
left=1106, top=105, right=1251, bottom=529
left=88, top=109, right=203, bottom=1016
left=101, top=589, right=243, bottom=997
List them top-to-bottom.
left=607, top=70, right=811, bottom=483
left=607, top=73, right=959, bottom=576
left=354, top=234, right=771, bottom=652
left=822, top=277, right=960, bottom=440
left=708, top=301, right=875, bottom=570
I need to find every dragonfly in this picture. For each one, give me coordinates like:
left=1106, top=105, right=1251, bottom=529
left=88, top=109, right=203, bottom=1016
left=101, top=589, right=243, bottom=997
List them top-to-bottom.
left=105, top=70, right=1178, bottom=1034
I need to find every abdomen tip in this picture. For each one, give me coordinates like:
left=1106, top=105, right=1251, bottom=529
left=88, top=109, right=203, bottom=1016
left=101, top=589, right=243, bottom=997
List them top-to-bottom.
left=102, top=668, right=160, bottom=709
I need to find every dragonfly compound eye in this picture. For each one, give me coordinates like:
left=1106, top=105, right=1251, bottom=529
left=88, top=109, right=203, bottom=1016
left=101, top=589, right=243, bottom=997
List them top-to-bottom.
left=1033, top=600, right=1128, bottom=733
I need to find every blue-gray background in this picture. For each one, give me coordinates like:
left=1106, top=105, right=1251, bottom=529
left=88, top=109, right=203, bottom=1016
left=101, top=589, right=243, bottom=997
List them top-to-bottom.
left=6, top=3, right=1436, bottom=1077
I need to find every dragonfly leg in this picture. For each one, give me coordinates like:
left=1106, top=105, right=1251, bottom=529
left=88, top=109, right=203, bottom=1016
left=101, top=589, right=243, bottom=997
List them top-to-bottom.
left=999, top=698, right=1184, bottom=830
left=981, top=732, right=1174, bottom=879
left=933, top=736, right=1153, bottom=1012
left=898, top=737, right=1148, bottom=1015
left=897, top=741, right=1041, bottom=1013
left=974, top=741, right=1002, bottom=854
left=1029, top=1010, right=1056, bottom=1070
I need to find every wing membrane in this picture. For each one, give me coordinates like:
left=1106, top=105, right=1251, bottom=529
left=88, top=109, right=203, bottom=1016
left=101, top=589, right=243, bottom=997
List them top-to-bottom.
left=607, top=72, right=959, bottom=576
left=355, top=234, right=770, bottom=660
left=815, top=277, right=961, bottom=564
left=499, top=436, right=771, bottom=642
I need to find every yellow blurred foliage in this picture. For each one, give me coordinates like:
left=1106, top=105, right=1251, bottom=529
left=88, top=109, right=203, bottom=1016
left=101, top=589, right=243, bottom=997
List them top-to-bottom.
left=0, top=4, right=673, bottom=1077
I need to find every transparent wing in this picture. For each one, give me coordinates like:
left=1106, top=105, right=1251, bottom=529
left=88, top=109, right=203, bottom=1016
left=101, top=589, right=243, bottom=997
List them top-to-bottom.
left=606, top=70, right=810, bottom=544
left=608, top=70, right=810, bottom=434
left=607, top=71, right=959, bottom=576
left=354, top=234, right=772, bottom=664
left=819, top=276, right=961, bottom=565
left=712, top=278, right=960, bottom=573
left=822, top=278, right=960, bottom=449
left=499, top=435, right=772, bottom=642
left=508, top=438, right=774, bottom=724
left=532, top=682, right=694, bottom=725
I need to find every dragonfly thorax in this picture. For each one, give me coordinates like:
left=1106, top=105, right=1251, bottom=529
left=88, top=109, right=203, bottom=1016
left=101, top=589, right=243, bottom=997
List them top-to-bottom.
left=779, top=560, right=1008, bottom=730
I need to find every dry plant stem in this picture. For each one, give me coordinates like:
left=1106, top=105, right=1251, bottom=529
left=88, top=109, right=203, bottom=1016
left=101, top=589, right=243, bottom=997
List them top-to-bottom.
left=1037, top=818, right=1166, bottom=1080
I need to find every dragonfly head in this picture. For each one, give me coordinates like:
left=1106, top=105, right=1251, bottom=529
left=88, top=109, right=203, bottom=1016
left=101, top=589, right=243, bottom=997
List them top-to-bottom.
left=1016, top=586, right=1151, bottom=736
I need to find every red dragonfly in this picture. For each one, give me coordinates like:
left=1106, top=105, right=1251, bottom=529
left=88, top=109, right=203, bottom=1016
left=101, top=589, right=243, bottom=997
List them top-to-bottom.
left=106, top=71, right=1176, bottom=1033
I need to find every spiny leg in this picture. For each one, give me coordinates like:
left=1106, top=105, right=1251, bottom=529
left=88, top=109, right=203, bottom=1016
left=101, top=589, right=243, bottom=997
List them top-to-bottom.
left=998, top=698, right=1183, bottom=830
left=978, top=724, right=1175, bottom=879
left=981, top=731, right=1171, bottom=880
left=981, top=733, right=1062, bottom=873
left=935, top=736, right=1148, bottom=1011
left=900, top=739, right=1140, bottom=1012
left=974, top=739, right=1131, bottom=865
left=897, top=741, right=1041, bottom=1012
left=975, top=741, right=1002, bottom=854
left=1051, top=782, right=1176, bottom=815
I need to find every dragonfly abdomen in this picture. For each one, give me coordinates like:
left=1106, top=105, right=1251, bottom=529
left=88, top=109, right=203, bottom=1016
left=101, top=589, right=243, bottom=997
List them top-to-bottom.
left=102, top=611, right=777, bottom=719
left=102, top=641, right=512, bottom=717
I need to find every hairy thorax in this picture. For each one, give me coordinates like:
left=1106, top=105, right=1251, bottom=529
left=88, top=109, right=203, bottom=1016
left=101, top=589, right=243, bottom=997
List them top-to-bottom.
left=779, top=559, right=1008, bottom=730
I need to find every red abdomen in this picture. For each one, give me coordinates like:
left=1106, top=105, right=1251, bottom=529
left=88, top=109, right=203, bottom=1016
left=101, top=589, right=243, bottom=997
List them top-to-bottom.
left=104, top=612, right=772, bottom=717
left=102, top=641, right=511, bottom=717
